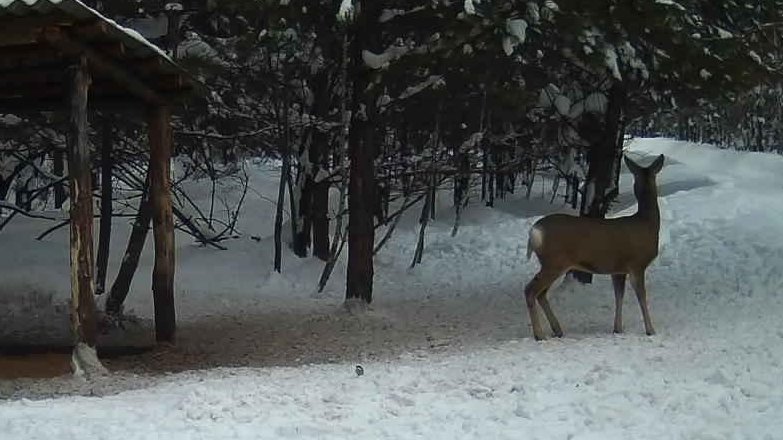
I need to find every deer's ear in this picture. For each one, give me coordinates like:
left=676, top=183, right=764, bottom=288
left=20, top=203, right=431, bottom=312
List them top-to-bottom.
left=649, top=154, right=665, bottom=174
left=624, top=155, right=642, bottom=174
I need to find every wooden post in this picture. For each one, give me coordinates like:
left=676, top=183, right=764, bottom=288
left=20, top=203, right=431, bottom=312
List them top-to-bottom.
left=67, top=55, right=105, bottom=375
left=148, top=105, right=176, bottom=343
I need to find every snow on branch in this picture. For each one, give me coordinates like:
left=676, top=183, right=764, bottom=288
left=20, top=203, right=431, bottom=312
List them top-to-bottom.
left=338, top=0, right=354, bottom=22
left=464, top=0, right=480, bottom=15
left=654, top=0, right=686, bottom=11
left=379, top=6, right=427, bottom=23
left=503, top=18, right=528, bottom=56
left=363, top=26, right=483, bottom=71
left=362, top=46, right=410, bottom=70
left=604, top=46, right=623, bottom=81
left=398, top=75, right=445, bottom=101
left=459, top=132, right=484, bottom=152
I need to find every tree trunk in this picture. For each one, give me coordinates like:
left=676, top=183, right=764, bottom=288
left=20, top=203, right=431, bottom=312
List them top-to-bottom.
left=346, top=3, right=379, bottom=303
left=316, top=31, right=350, bottom=292
left=308, top=63, right=335, bottom=261
left=575, top=82, right=626, bottom=284
left=582, top=83, right=625, bottom=218
left=274, top=94, right=291, bottom=272
left=148, top=105, right=176, bottom=343
left=346, top=107, right=376, bottom=303
left=95, top=117, right=113, bottom=295
left=53, top=149, right=67, bottom=209
left=451, top=152, right=470, bottom=237
left=291, top=171, right=311, bottom=258
left=411, top=175, right=434, bottom=268
left=312, top=177, right=330, bottom=261
left=105, top=180, right=151, bottom=317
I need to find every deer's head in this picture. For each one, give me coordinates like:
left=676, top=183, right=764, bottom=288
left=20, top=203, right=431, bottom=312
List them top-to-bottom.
left=624, top=154, right=664, bottom=203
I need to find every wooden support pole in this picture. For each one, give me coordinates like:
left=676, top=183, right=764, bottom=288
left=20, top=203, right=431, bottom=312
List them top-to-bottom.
left=67, top=55, right=105, bottom=375
left=148, top=105, right=176, bottom=343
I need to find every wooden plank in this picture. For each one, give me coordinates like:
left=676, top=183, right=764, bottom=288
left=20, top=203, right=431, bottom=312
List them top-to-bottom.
left=0, top=28, right=38, bottom=46
left=0, top=45, right=64, bottom=70
left=66, top=55, right=102, bottom=371
left=0, top=67, right=66, bottom=86
left=0, top=84, right=62, bottom=100
left=0, top=94, right=167, bottom=113
left=148, top=105, right=176, bottom=343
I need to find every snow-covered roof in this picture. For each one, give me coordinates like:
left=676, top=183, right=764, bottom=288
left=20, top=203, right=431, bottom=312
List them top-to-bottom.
left=0, top=0, right=197, bottom=109
left=0, top=0, right=172, bottom=59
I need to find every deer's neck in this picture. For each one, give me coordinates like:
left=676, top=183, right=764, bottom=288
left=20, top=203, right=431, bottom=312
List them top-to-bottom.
left=635, top=189, right=660, bottom=226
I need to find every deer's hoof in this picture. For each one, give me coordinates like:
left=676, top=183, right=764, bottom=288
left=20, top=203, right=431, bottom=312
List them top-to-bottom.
left=646, top=329, right=656, bottom=336
left=553, top=330, right=564, bottom=338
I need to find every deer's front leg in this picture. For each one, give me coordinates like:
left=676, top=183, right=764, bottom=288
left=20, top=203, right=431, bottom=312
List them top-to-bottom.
left=630, top=271, right=656, bottom=336
left=612, top=274, right=627, bottom=334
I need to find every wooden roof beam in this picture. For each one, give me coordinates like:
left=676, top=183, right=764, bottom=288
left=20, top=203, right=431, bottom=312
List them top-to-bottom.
left=0, top=14, right=75, bottom=30
left=72, top=21, right=111, bottom=41
left=40, top=26, right=166, bottom=106
left=94, top=42, right=126, bottom=59
left=0, top=95, right=147, bottom=113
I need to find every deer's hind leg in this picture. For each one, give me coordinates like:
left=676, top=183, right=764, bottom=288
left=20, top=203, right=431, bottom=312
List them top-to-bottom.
left=525, top=268, right=565, bottom=341
left=537, top=290, right=563, bottom=338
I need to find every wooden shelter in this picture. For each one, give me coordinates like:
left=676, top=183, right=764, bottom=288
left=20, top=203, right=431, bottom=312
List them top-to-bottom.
left=0, top=0, right=196, bottom=373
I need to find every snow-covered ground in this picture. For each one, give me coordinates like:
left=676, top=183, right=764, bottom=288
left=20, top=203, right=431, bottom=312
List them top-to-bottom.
left=1, top=138, right=782, bottom=439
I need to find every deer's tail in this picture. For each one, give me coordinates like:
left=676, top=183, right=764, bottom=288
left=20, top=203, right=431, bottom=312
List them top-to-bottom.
left=527, top=225, right=543, bottom=260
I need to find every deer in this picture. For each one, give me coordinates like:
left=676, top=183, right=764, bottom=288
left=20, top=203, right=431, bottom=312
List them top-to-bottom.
left=524, top=154, right=664, bottom=340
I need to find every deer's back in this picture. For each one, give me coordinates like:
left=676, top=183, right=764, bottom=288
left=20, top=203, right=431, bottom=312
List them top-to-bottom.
left=530, top=213, right=659, bottom=274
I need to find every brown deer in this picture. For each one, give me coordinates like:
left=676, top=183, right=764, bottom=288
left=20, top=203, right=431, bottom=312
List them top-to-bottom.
left=524, top=154, right=664, bottom=340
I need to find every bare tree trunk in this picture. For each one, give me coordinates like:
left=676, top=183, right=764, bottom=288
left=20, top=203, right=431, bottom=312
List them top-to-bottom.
left=308, top=15, right=337, bottom=262
left=316, top=32, right=350, bottom=292
left=274, top=94, right=291, bottom=272
left=95, top=117, right=113, bottom=295
left=53, top=149, right=67, bottom=209
left=486, top=151, right=495, bottom=207
left=451, top=152, right=470, bottom=237
left=291, top=169, right=311, bottom=258
left=411, top=175, right=434, bottom=268
left=312, top=177, right=330, bottom=261
left=427, top=178, right=435, bottom=220
left=105, top=179, right=151, bottom=316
